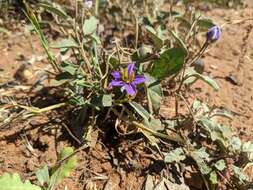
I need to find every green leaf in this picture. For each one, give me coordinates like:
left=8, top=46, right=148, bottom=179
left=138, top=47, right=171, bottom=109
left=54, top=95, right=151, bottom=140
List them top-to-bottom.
left=39, top=2, right=68, bottom=19
left=24, top=8, right=57, bottom=71
left=83, top=16, right=99, bottom=36
left=197, top=18, right=215, bottom=31
left=145, top=25, right=164, bottom=49
left=91, top=33, right=101, bottom=45
left=51, top=38, right=79, bottom=49
left=150, top=48, right=186, bottom=79
left=61, top=61, right=78, bottom=75
left=184, top=67, right=219, bottom=91
left=50, top=71, right=73, bottom=87
left=145, top=74, right=163, bottom=113
left=69, top=94, right=86, bottom=106
left=90, top=94, right=112, bottom=110
left=192, top=100, right=202, bottom=113
left=129, top=101, right=150, bottom=121
left=199, top=117, right=232, bottom=147
left=144, top=118, right=164, bottom=131
left=229, top=137, right=242, bottom=152
left=242, top=141, right=253, bottom=161
left=50, top=147, right=77, bottom=188
left=164, top=148, right=186, bottom=163
left=191, top=148, right=211, bottom=175
left=214, top=160, right=226, bottom=171
left=232, top=165, right=249, bottom=184
left=36, top=166, right=50, bottom=186
left=209, top=171, right=218, bottom=184
left=0, top=173, right=41, bottom=190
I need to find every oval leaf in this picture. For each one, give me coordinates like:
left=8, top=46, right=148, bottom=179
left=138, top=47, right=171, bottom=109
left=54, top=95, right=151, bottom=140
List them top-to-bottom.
left=83, top=16, right=99, bottom=36
left=150, top=48, right=186, bottom=79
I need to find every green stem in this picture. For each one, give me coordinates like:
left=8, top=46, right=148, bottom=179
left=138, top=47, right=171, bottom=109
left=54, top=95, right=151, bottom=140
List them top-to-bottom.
left=95, top=0, right=99, bottom=16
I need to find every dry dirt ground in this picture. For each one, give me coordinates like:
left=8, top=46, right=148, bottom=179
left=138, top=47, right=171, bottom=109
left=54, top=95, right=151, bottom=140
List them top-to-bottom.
left=0, top=4, right=253, bottom=190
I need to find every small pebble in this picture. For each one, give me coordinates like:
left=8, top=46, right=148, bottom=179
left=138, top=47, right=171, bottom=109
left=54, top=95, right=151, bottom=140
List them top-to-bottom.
left=225, top=74, right=239, bottom=85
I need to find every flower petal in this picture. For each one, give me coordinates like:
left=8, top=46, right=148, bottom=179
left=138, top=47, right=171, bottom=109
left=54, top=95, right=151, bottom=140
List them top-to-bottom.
left=206, top=25, right=221, bottom=42
left=127, top=63, right=135, bottom=79
left=111, top=71, right=121, bottom=80
left=132, top=75, right=146, bottom=85
left=109, top=80, right=124, bottom=88
left=123, top=83, right=136, bottom=96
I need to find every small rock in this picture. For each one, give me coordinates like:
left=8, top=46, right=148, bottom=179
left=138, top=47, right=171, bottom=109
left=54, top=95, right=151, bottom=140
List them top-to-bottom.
left=193, top=58, right=205, bottom=74
left=225, top=74, right=239, bottom=85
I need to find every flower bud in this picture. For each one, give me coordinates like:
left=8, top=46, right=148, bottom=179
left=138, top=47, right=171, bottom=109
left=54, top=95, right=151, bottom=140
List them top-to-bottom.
left=206, top=25, right=221, bottom=43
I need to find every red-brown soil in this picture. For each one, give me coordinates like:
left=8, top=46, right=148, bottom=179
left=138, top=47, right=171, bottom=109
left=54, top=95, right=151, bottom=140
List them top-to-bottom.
left=1, top=3, right=253, bottom=190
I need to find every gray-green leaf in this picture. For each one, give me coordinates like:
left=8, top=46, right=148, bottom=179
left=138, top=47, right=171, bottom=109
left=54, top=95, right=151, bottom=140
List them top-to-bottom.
left=39, top=2, right=68, bottom=19
left=83, top=16, right=99, bottom=36
left=51, top=38, right=79, bottom=49
left=184, top=67, right=219, bottom=91
left=145, top=74, right=163, bottom=113
left=129, top=101, right=150, bottom=121
left=164, top=148, right=186, bottom=163
left=214, top=160, right=226, bottom=171
left=36, top=166, right=50, bottom=186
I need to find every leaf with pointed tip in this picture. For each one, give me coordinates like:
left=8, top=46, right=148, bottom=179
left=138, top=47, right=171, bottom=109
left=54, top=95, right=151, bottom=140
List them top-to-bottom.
left=39, top=2, right=68, bottom=19
left=129, top=102, right=150, bottom=121
left=50, top=147, right=77, bottom=188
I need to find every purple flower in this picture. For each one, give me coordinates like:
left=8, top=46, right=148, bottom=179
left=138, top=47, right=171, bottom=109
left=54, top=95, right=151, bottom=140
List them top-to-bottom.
left=206, top=25, right=221, bottom=42
left=109, top=63, right=146, bottom=96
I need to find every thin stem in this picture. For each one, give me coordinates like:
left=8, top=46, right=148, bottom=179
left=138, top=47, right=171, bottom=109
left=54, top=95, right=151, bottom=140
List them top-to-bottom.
left=74, top=0, right=92, bottom=74
left=95, top=0, right=99, bottom=16
left=134, top=13, right=139, bottom=49
left=175, top=41, right=209, bottom=93
left=188, top=41, right=208, bottom=66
